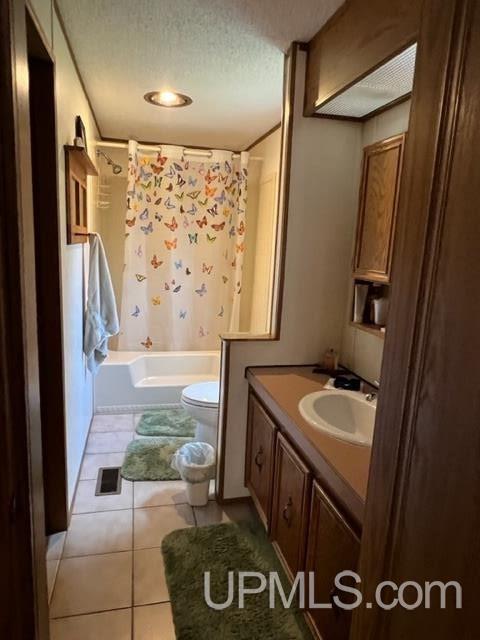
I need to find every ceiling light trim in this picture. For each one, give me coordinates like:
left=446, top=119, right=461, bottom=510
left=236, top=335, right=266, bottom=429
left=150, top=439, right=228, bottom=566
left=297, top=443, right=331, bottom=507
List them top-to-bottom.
left=144, top=91, right=193, bottom=108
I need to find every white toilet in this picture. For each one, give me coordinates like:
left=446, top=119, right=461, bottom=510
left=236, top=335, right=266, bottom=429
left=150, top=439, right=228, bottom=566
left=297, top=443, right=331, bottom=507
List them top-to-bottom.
left=181, top=380, right=220, bottom=448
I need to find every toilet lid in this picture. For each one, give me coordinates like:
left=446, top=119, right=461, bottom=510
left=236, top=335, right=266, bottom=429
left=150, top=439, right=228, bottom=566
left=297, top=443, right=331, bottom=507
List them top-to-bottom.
left=182, top=380, right=220, bottom=408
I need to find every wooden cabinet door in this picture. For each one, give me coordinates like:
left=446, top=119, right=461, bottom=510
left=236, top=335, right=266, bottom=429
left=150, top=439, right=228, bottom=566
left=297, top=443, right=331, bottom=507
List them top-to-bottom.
left=353, top=133, right=405, bottom=282
left=245, top=392, right=277, bottom=528
left=271, top=433, right=311, bottom=579
left=306, top=481, right=360, bottom=640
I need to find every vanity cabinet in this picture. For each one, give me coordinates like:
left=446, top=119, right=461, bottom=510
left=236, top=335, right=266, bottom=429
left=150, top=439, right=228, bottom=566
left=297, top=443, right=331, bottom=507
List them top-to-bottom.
left=353, top=133, right=405, bottom=283
left=245, top=389, right=360, bottom=640
left=245, top=393, right=277, bottom=528
left=271, top=433, right=311, bottom=578
left=305, top=482, right=360, bottom=640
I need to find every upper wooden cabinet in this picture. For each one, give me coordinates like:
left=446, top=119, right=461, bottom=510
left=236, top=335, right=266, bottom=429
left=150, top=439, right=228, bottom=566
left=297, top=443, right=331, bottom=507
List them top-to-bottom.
left=304, top=0, right=421, bottom=116
left=353, top=134, right=405, bottom=283
left=64, top=145, right=97, bottom=244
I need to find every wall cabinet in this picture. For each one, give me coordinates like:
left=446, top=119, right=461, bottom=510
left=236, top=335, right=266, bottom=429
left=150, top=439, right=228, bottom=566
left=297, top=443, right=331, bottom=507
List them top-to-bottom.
left=353, top=133, right=405, bottom=283
left=245, top=390, right=360, bottom=640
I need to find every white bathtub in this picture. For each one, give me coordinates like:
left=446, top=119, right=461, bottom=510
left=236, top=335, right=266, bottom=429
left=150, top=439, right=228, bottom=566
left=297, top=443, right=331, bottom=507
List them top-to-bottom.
left=94, top=350, right=221, bottom=412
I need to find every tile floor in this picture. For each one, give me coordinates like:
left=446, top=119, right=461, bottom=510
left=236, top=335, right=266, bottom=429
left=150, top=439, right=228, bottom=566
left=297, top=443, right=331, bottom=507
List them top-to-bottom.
left=47, top=413, right=253, bottom=640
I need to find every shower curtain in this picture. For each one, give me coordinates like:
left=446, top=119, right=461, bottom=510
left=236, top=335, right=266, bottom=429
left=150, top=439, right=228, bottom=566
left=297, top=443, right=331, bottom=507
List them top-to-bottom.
left=118, top=141, right=248, bottom=351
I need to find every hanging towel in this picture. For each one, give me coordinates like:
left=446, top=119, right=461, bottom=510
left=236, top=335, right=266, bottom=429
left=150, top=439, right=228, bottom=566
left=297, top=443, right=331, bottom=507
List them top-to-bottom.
left=84, top=233, right=119, bottom=374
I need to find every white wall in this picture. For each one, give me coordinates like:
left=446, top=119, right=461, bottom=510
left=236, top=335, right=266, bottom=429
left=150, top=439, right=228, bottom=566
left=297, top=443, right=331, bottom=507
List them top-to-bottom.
left=28, top=0, right=99, bottom=508
left=29, top=0, right=53, bottom=46
left=50, top=9, right=100, bottom=507
left=221, top=50, right=363, bottom=499
left=340, top=100, right=411, bottom=384
left=239, top=129, right=281, bottom=332
left=248, top=129, right=281, bottom=333
left=93, top=146, right=128, bottom=351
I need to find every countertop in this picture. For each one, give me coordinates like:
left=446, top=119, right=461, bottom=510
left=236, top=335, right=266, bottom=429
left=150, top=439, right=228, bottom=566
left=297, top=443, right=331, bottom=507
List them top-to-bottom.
left=246, top=366, right=372, bottom=529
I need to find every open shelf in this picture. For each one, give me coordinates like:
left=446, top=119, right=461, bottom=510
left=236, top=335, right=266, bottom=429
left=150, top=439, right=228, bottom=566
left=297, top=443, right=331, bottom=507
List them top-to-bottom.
left=64, top=145, right=98, bottom=176
left=349, top=321, right=385, bottom=339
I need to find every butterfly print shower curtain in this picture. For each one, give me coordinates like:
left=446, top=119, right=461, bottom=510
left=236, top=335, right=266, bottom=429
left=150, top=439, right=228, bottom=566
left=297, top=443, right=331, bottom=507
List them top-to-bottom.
left=118, top=140, right=248, bottom=351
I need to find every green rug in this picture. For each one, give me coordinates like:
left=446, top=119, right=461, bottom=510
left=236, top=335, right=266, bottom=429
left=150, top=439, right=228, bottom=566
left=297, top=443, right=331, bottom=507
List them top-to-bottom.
left=136, top=407, right=196, bottom=437
left=121, top=437, right=191, bottom=481
left=162, top=521, right=312, bottom=640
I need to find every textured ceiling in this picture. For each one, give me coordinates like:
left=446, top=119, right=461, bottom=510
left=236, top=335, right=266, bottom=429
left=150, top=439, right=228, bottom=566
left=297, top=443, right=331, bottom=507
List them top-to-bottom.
left=56, top=0, right=343, bottom=149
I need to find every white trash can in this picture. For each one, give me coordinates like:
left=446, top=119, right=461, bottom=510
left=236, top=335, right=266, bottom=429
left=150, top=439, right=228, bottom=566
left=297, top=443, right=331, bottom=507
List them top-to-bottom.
left=171, top=442, right=216, bottom=507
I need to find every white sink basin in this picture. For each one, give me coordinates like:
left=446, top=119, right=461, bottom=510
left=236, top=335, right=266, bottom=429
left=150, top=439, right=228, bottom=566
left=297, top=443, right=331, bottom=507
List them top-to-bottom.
left=298, top=390, right=375, bottom=446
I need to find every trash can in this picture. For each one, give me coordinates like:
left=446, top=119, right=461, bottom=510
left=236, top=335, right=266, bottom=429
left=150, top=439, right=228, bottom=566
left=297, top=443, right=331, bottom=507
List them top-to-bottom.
left=171, top=442, right=216, bottom=507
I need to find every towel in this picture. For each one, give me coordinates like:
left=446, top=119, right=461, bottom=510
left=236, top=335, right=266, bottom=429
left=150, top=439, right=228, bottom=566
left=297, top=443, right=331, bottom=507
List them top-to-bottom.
left=84, top=233, right=119, bottom=374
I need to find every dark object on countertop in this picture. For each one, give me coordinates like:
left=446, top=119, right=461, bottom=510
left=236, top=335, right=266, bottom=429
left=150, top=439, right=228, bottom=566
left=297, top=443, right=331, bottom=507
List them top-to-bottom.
left=312, top=367, right=345, bottom=376
left=333, top=376, right=361, bottom=391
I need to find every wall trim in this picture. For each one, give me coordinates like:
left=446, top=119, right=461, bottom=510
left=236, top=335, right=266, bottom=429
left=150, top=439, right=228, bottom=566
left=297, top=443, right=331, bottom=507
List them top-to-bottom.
left=52, top=0, right=103, bottom=137
left=245, top=122, right=281, bottom=152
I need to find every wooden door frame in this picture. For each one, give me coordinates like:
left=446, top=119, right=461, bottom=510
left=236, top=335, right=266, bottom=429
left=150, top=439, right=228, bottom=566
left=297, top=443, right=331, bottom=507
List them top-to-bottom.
left=0, top=0, right=49, bottom=636
left=351, top=0, right=478, bottom=636
left=27, top=8, right=69, bottom=534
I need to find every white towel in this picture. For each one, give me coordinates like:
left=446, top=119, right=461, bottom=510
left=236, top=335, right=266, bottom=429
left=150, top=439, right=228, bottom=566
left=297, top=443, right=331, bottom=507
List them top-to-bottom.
left=84, top=233, right=119, bottom=374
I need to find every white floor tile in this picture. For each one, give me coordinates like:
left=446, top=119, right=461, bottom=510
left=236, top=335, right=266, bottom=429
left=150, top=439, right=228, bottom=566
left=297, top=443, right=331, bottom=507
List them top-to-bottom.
left=91, top=414, right=134, bottom=432
left=86, top=431, right=133, bottom=454
left=80, top=452, right=126, bottom=481
left=73, top=479, right=133, bottom=514
left=134, top=481, right=188, bottom=508
left=194, top=500, right=253, bottom=527
left=134, top=505, right=194, bottom=550
left=63, top=510, right=133, bottom=557
left=47, top=531, right=66, bottom=561
left=134, top=547, right=169, bottom=606
left=50, top=552, right=132, bottom=618
left=47, top=559, right=60, bottom=602
left=134, top=603, right=175, bottom=640
left=50, top=608, right=131, bottom=640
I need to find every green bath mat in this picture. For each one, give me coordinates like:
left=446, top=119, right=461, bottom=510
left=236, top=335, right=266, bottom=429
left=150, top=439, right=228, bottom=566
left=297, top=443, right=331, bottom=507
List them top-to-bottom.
left=136, top=407, right=196, bottom=438
left=121, top=437, right=191, bottom=481
left=162, top=522, right=312, bottom=640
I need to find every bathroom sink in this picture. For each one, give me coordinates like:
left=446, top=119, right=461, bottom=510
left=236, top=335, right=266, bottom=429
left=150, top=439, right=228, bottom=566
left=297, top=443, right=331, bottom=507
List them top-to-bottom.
left=298, top=390, right=375, bottom=446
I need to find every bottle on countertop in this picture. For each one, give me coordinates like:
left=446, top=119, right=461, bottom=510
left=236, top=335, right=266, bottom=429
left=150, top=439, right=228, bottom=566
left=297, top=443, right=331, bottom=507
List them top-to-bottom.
left=322, top=348, right=339, bottom=372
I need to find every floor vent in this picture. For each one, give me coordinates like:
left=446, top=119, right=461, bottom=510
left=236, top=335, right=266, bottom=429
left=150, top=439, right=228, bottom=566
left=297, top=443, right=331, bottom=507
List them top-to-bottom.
left=95, top=467, right=122, bottom=496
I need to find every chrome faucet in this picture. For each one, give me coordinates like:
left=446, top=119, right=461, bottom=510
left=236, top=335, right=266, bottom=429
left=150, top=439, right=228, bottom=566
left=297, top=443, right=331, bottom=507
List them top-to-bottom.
left=365, top=379, right=380, bottom=402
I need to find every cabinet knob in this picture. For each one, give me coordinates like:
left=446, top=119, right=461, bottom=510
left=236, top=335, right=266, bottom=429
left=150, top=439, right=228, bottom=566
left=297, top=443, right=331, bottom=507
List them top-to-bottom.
left=254, top=446, right=264, bottom=470
left=282, top=496, right=293, bottom=527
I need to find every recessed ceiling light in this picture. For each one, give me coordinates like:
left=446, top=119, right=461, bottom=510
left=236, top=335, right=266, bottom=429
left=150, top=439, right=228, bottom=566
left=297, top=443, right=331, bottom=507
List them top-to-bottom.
left=144, top=90, right=193, bottom=108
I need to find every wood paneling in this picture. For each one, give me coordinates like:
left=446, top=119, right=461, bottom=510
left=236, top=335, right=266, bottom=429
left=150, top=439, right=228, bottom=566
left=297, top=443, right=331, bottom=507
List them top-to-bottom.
left=305, top=0, right=421, bottom=115
left=351, top=0, right=480, bottom=637
left=353, top=134, right=405, bottom=282
left=245, top=392, right=277, bottom=528
left=271, top=432, right=311, bottom=579
left=306, top=482, right=360, bottom=640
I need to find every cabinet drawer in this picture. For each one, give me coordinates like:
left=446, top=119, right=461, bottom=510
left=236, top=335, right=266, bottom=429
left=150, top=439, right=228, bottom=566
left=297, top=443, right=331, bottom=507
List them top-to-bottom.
left=245, top=392, right=277, bottom=528
left=271, top=432, right=311, bottom=578
left=306, top=481, right=360, bottom=640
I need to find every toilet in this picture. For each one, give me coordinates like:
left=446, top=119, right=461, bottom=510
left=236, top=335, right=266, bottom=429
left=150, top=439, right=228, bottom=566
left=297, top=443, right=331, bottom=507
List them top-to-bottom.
left=181, top=380, right=220, bottom=448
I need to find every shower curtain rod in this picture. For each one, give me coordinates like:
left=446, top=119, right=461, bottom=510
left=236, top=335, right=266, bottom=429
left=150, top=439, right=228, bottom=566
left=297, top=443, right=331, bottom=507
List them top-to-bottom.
left=98, top=140, right=262, bottom=161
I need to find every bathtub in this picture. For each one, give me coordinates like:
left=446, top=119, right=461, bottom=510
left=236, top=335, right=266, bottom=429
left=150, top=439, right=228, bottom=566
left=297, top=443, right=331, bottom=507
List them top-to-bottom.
left=94, top=350, right=221, bottom=412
